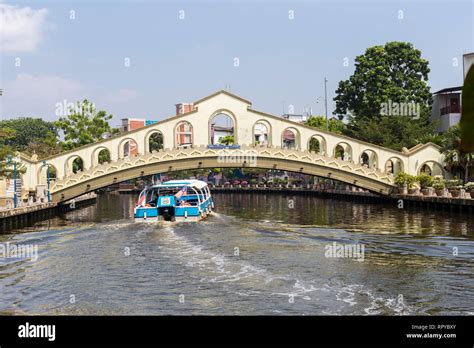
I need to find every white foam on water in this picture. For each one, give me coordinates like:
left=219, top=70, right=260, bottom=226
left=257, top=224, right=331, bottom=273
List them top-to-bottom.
left=156, top=225, right=414, bottom=315
left=158, top=226, right=268, bottom=284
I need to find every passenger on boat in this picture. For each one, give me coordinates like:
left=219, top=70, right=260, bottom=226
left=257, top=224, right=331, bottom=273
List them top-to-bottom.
left=180, top=200, right=191, bottom=207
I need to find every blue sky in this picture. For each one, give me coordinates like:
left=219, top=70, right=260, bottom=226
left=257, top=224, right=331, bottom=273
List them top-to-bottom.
left=1, top=0, right=473, bottom=127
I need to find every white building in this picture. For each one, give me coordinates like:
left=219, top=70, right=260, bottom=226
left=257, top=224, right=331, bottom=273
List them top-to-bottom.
left=431, top=52, right=473, bottom=133
left=431, top=86, right=462, bottom=133
left=282, top=113, right=309, bottom=123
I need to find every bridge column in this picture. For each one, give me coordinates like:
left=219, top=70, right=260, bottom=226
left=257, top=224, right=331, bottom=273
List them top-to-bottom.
left=110, top=149, right=119, bottom=162
left=82, top=152, right=93, bottom=171
left=54, top=163, right=65, bottom=180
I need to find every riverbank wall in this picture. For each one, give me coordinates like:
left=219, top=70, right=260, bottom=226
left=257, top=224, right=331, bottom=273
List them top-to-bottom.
left=120, top=185, right=474, bottom=213
left=210, top=187, right=474, bottom=214
left=0, top=194, right=97, bottom=233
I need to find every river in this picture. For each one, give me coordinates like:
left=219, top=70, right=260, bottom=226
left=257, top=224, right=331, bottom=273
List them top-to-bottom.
left=1, top=192, right=473, bottom=315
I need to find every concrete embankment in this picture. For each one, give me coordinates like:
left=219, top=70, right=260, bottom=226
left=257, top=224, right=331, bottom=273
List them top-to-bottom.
left=119, top=185, right=474, bottom=213
left=211, top=187, right=474, bottom=213
left=0, top=194, right=97, bottom=233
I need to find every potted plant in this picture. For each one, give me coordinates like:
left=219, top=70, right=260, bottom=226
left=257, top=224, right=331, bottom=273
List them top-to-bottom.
left=394, top=172, right=416, bottom=194
left=417, top=173, right=434, bottom=196
left=432, top=177, right=446, bottom=197
left=250, top=178, right=258, bottom=187
left=446, top=178, right=463, bottom=198
left=241, top=180, right=248, bottom=188
left=464, top=182, right=474, bottom=198
left=450, top=185, right=463, bottom=198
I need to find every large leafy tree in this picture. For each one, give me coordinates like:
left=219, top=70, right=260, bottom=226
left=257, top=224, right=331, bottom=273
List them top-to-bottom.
left=334, top=42, right=434, bottom=150
left=460, top=65, right=474, bottom=152
left=54, top=100, right=118, bottom=150
left=305, top=115, right=346, bottom=134
left=0, top=118, right=60, bottom=158
left=0, top=128, right=15, bottom=177
left=0, top=128, right=26, bottom=178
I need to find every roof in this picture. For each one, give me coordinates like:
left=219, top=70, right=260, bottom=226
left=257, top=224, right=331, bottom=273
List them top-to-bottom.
left=433, top=86, right=462, bottom=95
left=193, top=90, right=252, bottom=106
left=153, top=180, right=208, bottom=190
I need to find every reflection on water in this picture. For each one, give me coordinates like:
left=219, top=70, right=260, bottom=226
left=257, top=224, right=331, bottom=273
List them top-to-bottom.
left=0, top=192, right=473, bottom=315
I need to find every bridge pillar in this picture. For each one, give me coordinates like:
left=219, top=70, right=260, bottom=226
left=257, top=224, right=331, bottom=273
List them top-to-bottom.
left=110, top=150, right=119, bottom=162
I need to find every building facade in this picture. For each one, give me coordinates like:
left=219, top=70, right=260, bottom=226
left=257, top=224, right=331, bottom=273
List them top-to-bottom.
left=431, top=52, right=473, bottom=133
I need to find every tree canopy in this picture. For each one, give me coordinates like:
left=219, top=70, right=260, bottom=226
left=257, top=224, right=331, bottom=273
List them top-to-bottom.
left=334, top=41, right=435, bottom=150
left=460, top=65, right=474, bottom=152
left=54, top=100, right=118, bottom=150
left=305, top=115, right=346, bottom=134
left=0, top=118, right=59, bottom=158
left=0, top=128, right=16, bottom=178
left=218, top=135, right=234, bottom=145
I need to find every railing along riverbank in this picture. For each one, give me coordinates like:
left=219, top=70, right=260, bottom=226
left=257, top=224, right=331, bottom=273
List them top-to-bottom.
left=0, top=193, right=97, bottom=233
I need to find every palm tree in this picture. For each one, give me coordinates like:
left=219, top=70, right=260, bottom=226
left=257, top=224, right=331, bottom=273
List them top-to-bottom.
left=441, top=125, right=474, bottom=183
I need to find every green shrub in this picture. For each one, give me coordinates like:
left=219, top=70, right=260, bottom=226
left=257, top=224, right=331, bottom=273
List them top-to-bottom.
left=394, top=172, right=416, bottom=188
left=416, top=173, right=434, bottom=189
left=432, top=177, right=445, bottom=190
left=445, top=178, right=462, bottom=189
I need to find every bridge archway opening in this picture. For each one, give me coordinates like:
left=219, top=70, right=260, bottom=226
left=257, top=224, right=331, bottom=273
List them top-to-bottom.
left=210, top=113, right=235, bottom=145
left=253, top=120, right=271, bottom=146
left=175, top=121, right=193, bottom=148
left=282, top=128, right=300, bottom=150
left=147, top=131, right=164, bottom=152
left=308, top=135, right=326, bottom=155
left=119, top=138, right=139, bottom=159
left=334, top=142, right=352, bottom=161
left=92, top=147, right=111, bottom=166
left=97, top=148, right=111, bottom=165
left=360, top=149, right=378, bottom=169
left=65, top=155, right=84, bottom=175
left=385, top=157, right=404, bottom=175
left=418, top=161, right=444, bottom=177
left=38, top=164, right=57, bottom=185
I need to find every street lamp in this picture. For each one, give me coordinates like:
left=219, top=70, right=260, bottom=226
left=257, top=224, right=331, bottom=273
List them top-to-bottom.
left=6, top=155, right=17, bottom=208
left=42, top=160, right=51, bottom=203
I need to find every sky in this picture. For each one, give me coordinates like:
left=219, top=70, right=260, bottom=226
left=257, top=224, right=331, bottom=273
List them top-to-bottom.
left=1, top=0, right=473, bottom=128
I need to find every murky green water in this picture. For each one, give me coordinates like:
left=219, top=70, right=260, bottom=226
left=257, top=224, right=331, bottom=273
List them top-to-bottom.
left=1, top=192, right=473, bottom=315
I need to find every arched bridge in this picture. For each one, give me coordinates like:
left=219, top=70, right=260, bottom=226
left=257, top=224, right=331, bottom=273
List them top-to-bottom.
left=17, top=90, right=445, bottom=202
left=49, top=146, right=397, bottom=202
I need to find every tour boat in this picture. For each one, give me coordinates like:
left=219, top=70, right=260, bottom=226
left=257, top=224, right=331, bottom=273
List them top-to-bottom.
left=134, top=180, right=214, bottom=222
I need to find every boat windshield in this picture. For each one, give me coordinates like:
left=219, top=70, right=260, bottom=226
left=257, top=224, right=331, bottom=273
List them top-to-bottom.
left=145, top=189, right=159, bottom=206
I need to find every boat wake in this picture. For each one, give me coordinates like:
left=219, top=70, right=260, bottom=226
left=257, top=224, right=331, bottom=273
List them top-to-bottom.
left=154, top=224, right=413, bottom=315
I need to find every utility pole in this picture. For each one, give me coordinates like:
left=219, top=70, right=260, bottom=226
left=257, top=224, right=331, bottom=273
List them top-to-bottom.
left=324, top=77, right=328, bottom=131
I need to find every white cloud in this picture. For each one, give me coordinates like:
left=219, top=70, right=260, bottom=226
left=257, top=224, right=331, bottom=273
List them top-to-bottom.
left=0, top=3, right=50, bottom=53
left=1, top=73, right=85, bottom=120
left=104, top=89, right=138, bottom=104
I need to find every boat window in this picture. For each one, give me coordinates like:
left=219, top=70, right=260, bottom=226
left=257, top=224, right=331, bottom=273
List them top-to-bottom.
left=146, top=189, right=158, bottom=204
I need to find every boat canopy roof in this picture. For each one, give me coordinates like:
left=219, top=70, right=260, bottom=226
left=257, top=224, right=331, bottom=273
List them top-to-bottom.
left=150, top=180, right=209, bottom=190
